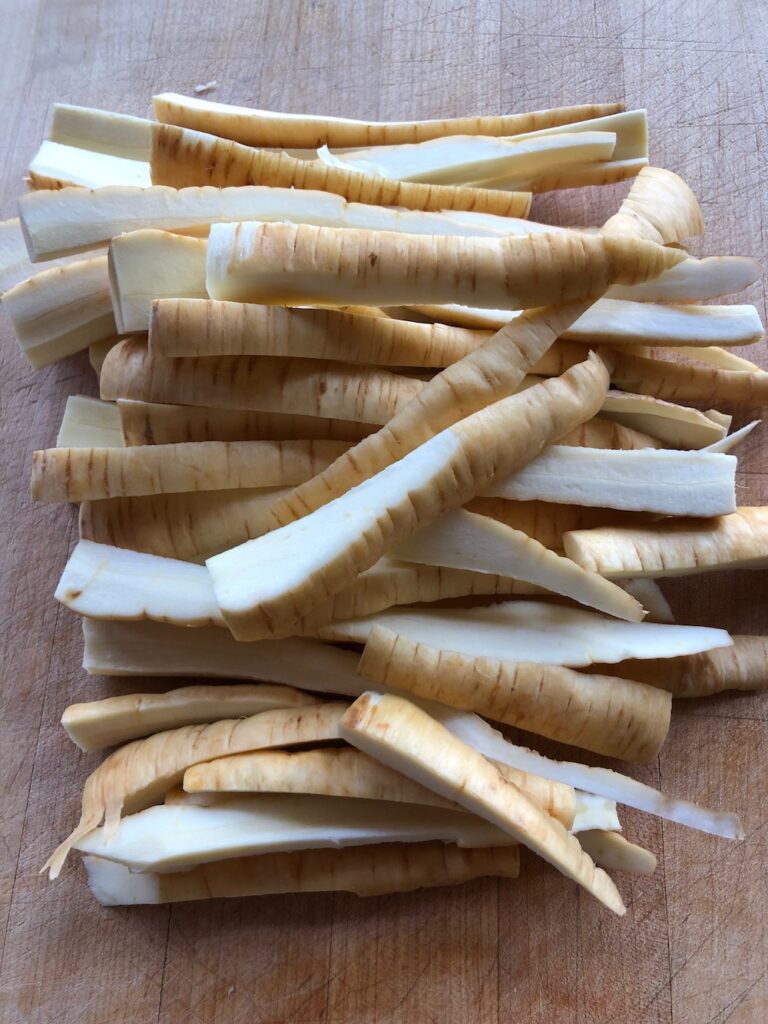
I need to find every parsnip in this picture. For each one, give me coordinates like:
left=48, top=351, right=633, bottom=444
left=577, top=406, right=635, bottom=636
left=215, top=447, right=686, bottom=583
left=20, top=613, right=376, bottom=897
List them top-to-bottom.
left=154, top=92, right=620, bottom=147
left=47, top=103, right=152, bottom=161
left=506, top=108, right=646, bottom=161
left=152, top=124, right=532, bottom=217
left=28, top=141, right=152, bottom=190
left=500, top=157, right=647, bottom=192
left=602, top=166, right=704, bottom=244
left=0, top=217, right=41, bottom=291
left=205, top=220, right=682, bottom=309
left=607, top=255, right=761, bottom=303
left=2, top=256, right=116, bottom=369
left=89, top=337, right=119, bottom=376
left=101, top=339, right=425, bottom=424
left=610, top=348, right=768, bottom=405
left=208, top=354, right=612, bottom=640
left=600, top=391, right=729, bottom=449
left=56, top=396, right=123, bottom=449
left=557, top=417, right=663, bottom=449
left=704, top=421, right=760, bottom=453
left=32, top=439, right=350, bottom=503
left=485, top=446, right=736, bottom=517
left=393, top=509, right=645, bottom=621
left=619, top=579, right=674, bottom=624
left=317, top=601, right=732, bottom=665
left=359, top=626, right=671, bottom=761
left=603, top=637, right=768, bottom=697
left=62, top=683, right=319, bottom=752
left=341, top=693, right=625, bottom=914
left=44, top=702, right=348, bottom=878
left=577, top=831, right=657, bottom=874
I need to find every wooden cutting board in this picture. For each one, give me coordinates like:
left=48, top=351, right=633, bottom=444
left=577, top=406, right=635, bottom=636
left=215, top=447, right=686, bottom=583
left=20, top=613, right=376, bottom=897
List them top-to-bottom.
left=0, top=1, right=766, bottom=1021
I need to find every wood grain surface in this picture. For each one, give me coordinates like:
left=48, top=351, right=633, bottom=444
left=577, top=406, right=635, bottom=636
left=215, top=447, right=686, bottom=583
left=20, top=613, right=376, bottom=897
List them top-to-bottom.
left=1, top=1, right=767, bottom=1021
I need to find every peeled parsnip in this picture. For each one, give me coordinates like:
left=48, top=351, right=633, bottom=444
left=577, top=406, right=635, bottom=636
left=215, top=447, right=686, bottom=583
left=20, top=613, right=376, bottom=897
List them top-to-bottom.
left=46, top=103, right=152, bottom=161
left=151, top=124, right=533, bottom=217
left=28, top=141, right=152, bottom=190
left=499, top=157, right=647, bottom=192
left=602, top=166, right=704, bottom=244
left=0, top=217, right=43, bottom=291
left=205, top=220, right=682, bottom=309
left=607, top=255, right=761, bottom=302
left=2, top=256, right=116, bottom=369
left=566, top=300, right=763, bottom=348
left=89, top=337, right=119, bottom=376
left=101, top=339, right=425, bottom=425
left=610, top=348, right=768, bottom=405
left=207, top=353, right=612, bottom=641
left=600, top=391, right=729, bottom=449
left=56, top=396, right=123, bottom=449
left=117, top=399, right=375, bottom=446
left=557, top=417, right=663, bottom=449
left=704, top=421, right=760, bottom=453
left=32, top=439, right=351, bottom=503
left=79, top=487, right=291, bottom=562
left=564, top=507, right=768, bottom=579
left=392, top=509, right=645, bottom=621
left=619, top=579, right=674, bottom=624
left=359, top=626, right=671, bottom=761
left=602, top=637, right=768, bottom=697
left=62, top=683, right=319, bottom=752
left=340, top=693, right=625, bottom=915
left=44, top=702, right=349, bottom=878
left=577, top=831, right=657, bottom=875
left=85, top=841, right=521, bottom=906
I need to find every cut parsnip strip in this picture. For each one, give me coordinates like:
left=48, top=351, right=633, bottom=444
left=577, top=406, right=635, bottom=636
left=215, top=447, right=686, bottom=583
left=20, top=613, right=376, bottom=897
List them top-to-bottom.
left=153, top=92, right=620, bottom=148
left=48, top=103, right=152, bottom=161
left=504, top=109, right=646, bottom=161
left=152, top=124, right=532, bottom=217
left=28, top=140, right=152, bottom=190
left=510, top=157, right=647, bottom=192
left=602, top=166, right=704, bottom=244
left=20, top=185, right=537, bottom=262
left=0, top=217, right=41, bottom=291
left=205, top=220, right=682, bottom=309
left=109, top=230, right=206, bottom=333
left=607, top=255, right=761, bottom=302
left=2, top=256, right=116, bottom=369
left=150, top=298, right=482, bottom=364
left=89, top=337, right=119, bottom=376
left=102, top=340, right=424, bottom=425
left=655, top=346, right=763, bottom=373
left=610, top=348, right=768, bottom=405
left=208, top=354, right=612, bottom=640
left=600, top=391, right=728, bottom=449
left=56, top=396, right=123, bottom=448
left=558, top=417, right=663, bottom=449
left=705, top=421, right=760, bottom=453
left=32, top=439, right=350, bottom=503
left=485, top=446, right=737, bottom=517
left=79, top=487, right=290, bottom=562
left=564, top=507, right=768, bottom=579
left=393, top=509, right=644, bottom=621
left=619, top=579, right=674, bottom=623
left=319, top=601, right=730, bottom=665
left=359, top=626, right=671, bottom=761
left=602, top=637, right=768, bottom=697
left=62, top=683, right=319, bottom=753
left=341, top=693, right=625, bottom=914
left=44, top=702, right=348, bottom=878
left=433, top=704, right=743, bottom=839
left=183, top=747, right=576, bottom=827
left=74, top=793, right=517, bottom=873
left=577, top=831, right=657, bottom=875
left=85, top=841, right=521, bottom=906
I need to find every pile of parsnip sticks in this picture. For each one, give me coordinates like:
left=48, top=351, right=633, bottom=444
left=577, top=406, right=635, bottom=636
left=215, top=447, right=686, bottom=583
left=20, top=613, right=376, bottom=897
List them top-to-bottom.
left=3, top=93, right=767, bottom=917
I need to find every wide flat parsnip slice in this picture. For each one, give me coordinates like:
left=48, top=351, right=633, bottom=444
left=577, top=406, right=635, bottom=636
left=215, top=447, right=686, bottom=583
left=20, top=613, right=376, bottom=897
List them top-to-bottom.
left=56, top=396, right=123, bottom=449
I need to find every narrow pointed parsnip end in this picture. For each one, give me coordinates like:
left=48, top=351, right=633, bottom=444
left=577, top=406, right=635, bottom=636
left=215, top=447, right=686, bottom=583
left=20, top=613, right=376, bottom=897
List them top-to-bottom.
left=340, top=693, right=625, bottom=914
left=578, top=831, right=657, bottom=874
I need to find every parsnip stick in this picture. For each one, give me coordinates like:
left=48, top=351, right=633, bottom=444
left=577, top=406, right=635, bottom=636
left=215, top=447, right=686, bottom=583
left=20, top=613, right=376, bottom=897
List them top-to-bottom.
left=153, top=92, right=620, bottom=148
left=46, top=103, right=152, bottom=160
left=505, top=108, right=646, bottom=161
left=152, top=124, right=533, bottom=217
left=28, top=141, right=152, bottom=190
left=497, top=157, right=647, bottom=192
left=602, top=166, right=704, bottom=244
left=0, top=217, right=56, bottom=291
left=205, top=220, right=682, bottom=309
left=607, top=255, right=761, bottom=302
left=2, top=256, right=116, bottom=369
left=101, top=340, right=424, bottom=425
left=652, top=346, right=762, bottom=373
left=610, top=348, right=768, bottom=405
left=208, top=354, right=612, bottom=640
left=600, top=391, right=729, bottom=449
left=56, top=396, right=123, bottom=449
left=118, top=399, right=374, bottom=446
left=557, top=417, right=663, bottom=449
left=704, top=421, right=760, bottom=453
left=32, top=439, right=350, bottom=503
left=79, top=488, right=290, bottom=562
left=564, top=507, right=768, bottom=579
left=392, top=509, right=645, bottom=621
left=619, top=579, right=674, bottom=624
left=317, top=600, right=731, bottom=666
left=359, top=626, right=671, bottom=761
left=602, top=637, right=768, bottom=697
left=62, top=683, right=319, bottom=752
left=341, top=693, right=625, bottom=914
left=44, top=702, right=349, bottom=878
left=577, top=831, right=657, bottom=875
left=84, top=841, right=521, bottom=906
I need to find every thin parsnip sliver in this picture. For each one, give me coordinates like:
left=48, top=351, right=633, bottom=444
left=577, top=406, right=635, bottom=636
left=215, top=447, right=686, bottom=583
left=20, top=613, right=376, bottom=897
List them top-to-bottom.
left=577, top=831, right=657, bottom=875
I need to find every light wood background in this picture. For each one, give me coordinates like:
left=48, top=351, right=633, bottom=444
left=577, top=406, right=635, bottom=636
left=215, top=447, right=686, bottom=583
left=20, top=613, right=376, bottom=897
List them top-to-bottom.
left=1, top=2, right=767, bottom=1022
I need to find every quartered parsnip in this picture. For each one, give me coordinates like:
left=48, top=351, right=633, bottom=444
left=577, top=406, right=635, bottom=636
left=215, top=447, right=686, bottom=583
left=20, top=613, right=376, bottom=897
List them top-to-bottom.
left=46, top=103, right=152, bottom=160
left=151, top=124, right=533, bottom=217
left=28, top=141, right=152, bottom=190
left=602, top=166, right=704, bottom=244
left=205, top=220, right=683, bottom=309
left=607, top=255, right=761, bottom=303
left=101, top=338, right=425, bottom=425
left=609, top=348, right=768, bottom=405
left=207, top=353, right=613, bottom=641
left=599, top=391, right=729, bottom=449
left=56, top=395, right=123, bottom=448
left=117, top=399, right=375, bottom=446
left=557, top=417, right=663, bottom=449
left=31, top=439, right=351, bottom=502
left=563, top=507, right=768, bottom=578
left=358, top=625, right=672, bottom=761
left=602, top=637, right=768, bottom=697
left=62, top=683, right=319, bottom=752
left=340, top=693, right=626, bottom=915
left=44, top=702, right=349, bottom=878
left=577, top=831, right=657, bottom=875
left=84, top=841, right=521, bottom=907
